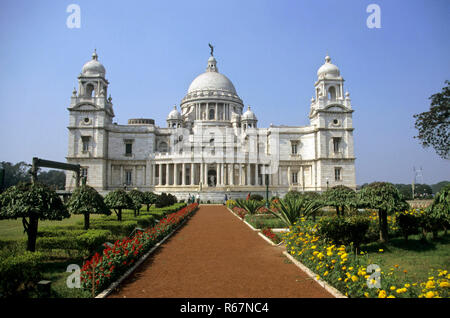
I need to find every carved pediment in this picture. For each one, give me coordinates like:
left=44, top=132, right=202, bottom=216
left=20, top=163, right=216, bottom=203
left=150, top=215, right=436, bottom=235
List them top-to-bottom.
left=72, top=103, right=98, bottom=111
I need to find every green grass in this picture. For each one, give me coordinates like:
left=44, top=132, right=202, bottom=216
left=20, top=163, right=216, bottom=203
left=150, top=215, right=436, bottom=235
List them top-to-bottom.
left=0, top=202, right=186, bottom=298
left=0, top=214, right=103, bottom=241
left=245, top=214, right=287, bottom=229
left=360, top=231, right=450, bottom=283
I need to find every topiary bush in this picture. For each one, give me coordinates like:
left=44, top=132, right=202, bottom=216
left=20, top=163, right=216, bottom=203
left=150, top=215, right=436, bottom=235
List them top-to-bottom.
left=249, top=194, right=264, bottom=201
left=318, top=215, right=370, bottom=249
left=0, top=251, right=45, bottom=297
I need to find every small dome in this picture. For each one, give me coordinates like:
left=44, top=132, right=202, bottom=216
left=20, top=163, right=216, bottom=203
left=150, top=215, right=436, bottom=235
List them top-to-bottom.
left=82, top=50, right=106, bottom=77
left=317, top=55, right=340, bottom=78
left=167, top=106, right=182, bottom=120
left=242, top=106, right=257, bottom=121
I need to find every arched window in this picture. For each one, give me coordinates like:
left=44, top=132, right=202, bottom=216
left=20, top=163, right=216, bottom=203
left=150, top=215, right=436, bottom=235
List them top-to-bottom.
left=86, top=83, right=95, bottom=97
left=328, top=86, right=336, bottom=101
left=209, top=108, right=215, bottom=120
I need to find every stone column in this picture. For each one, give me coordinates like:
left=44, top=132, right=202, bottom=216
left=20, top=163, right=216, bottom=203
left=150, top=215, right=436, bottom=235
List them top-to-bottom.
left=215, top=103, right=218, bottom=120
left=166, top=163, right=169, bottom=186
left=182, top=163, right=186, bottom=185
left=191, top=163, right=195, bottom=185
left=200, top=163, right=204, bottom=187
left=221, top=163, right=224, bottom=185
left=158, top=164, right=162, bottom=185
left=174, top=164, right=179, bottom=186
left=204, top=164, right=208, bottom=185
left=230, top=164, right=234, bottom=185
left=238, top=164, right=242, bottom=185
left=246, top=164, right=250, bottom=185
left=255, top=164, right=258, bottom=186
left=120, top=166, right=123, bottom=185
left=287, top=166, right=291, bottom=186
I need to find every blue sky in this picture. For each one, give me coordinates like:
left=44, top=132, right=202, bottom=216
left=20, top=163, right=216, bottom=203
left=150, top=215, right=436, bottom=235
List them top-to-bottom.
left=0, top=0, right=449, bottom=185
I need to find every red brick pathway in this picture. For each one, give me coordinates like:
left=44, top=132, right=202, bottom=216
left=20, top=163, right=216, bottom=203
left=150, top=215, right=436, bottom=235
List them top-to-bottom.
left=109, top=205, right=333, bottom=298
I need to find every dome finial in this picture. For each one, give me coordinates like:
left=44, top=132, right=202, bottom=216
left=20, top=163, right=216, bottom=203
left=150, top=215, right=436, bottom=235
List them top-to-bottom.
left=92, top=49, right=98, bottom=60
left=325, top=53, right=331, bottom=63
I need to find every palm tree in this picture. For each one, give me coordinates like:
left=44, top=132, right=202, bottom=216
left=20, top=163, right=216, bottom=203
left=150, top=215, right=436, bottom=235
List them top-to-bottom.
left=271, top=196, right=323, bottom=227
left=235, top=199, right=265, bottom=215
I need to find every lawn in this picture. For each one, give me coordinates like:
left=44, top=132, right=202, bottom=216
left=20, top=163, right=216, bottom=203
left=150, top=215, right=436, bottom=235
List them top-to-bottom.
left=0, top=202, right=187, bottom=298
left=360, top=231, right=450, bottom=283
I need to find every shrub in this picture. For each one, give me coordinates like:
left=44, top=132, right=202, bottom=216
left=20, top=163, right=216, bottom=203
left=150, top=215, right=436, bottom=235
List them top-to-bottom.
left=155, top=192, right=177, bottom=208
left=249, top=194, right=264, bottom=201
left=271, top=196, right=323, bottom=227
left=235, top=199, right=265, bottom=215
left=395, top=209, right=422, bottom=240
left=318, top=215, right=370, bottom=249
left=89, top=220, right=137, bottom=237
left=36, top=229, right=111, bottom=254
left=0, top=251, right=45, bottom=297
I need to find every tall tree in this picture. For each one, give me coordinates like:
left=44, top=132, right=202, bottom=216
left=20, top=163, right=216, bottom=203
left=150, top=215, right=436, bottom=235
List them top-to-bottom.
left=413, top=80, right=449, bottom=159
left=0, top=182, right=69, bottom=251
left=358, top=182, right=409, bottom=243
left=66, top=185, right=110, bottom=229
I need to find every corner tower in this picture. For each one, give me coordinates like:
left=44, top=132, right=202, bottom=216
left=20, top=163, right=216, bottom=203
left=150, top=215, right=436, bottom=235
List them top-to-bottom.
left=66, top=50, right=114, bottom=190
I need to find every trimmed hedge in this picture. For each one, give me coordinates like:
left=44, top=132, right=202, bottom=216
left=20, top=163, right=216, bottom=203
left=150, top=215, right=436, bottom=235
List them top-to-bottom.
left=318, top=215, right=370, bottom=249
left=36, top=229, right=111, bottom=254
left=0, top=251, right=45, bottom=297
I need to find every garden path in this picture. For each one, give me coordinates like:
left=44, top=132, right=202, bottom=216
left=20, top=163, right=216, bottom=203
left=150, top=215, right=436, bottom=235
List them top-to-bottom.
left=109, top=205, right=333, bottom=298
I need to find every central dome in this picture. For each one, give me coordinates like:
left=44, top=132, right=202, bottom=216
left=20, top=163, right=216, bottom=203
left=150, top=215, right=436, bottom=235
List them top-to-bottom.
left=187, top=55, right=237, bottom=95
left=188, top=71, right=237, bottom=94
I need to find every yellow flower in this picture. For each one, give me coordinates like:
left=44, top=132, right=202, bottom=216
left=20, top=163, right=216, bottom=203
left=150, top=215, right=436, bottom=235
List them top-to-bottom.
left=311, top=245, right=317, bottom=249
left=378, top=249, right=384, bottom=253
left=342, top=266, right=346, bottom=270
left=348, top=267, right=354, bottom=271
left=324, top=271, right=329, bottom=276
left=351, top=275, right=358, bottom=282
left=425, top=281, right=435, bottom=289
left=439, top=281, right=449, bottom=288
left=404, top=284, right=411, bottom=288
left=390, top=286, right=396, bottom=291
left=396, top=288, right=407, bottom=294
left=378, top=290, right=387, bottom=298
left=425, top=291, right=435, bottom=298
left=364, top=292, right=369, bottom=298
left=387, top=295, right=395, bottom=298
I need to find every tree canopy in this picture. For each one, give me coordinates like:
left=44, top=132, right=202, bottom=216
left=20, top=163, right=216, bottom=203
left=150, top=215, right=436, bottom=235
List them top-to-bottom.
left=413, top=80, right=449, bottom=159
left=0, top=182, right=69, bottom=251
left=358, top=182, right=409, bottom=242
left=66, top=185, right=110, bottom=229
left=322, top=185, right=357, bottom=216
left=103, top=189, right=132, bottom=221
left=128, top=189, right=145, bottom=216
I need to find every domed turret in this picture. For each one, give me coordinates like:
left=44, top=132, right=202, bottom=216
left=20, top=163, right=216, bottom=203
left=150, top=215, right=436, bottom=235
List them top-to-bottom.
left=82, top=49, right=106, bottom=77
left=317, top=55, right=340, bottom=79
left=167, top=105, right=182, bottom=128
left=241, top=105, right=257, bottom=129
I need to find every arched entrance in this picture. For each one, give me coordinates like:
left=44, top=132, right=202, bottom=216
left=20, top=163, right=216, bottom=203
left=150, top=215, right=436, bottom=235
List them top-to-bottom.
left=207, top=169, right=217, bottom=187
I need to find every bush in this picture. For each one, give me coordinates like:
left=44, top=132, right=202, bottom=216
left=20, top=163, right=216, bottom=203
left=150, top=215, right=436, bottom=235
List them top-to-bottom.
left=155, top=192, right=177, bottom=208
left=249, top=194, right=264, bottom=201
left=395, top=209, right=422, bottom=240
left=318, top=215, right=370, bottom=249
left=89, top=220, right=137, bottom=237
left=36, top=229, right=111, bottom=254
left=0, top=251, right=45, bottom=297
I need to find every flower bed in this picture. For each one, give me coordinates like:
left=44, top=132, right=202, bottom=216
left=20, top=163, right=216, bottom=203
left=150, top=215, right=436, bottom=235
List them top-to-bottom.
left=80, top=203, right=198, bottom=295
left=232, top=207, right=247, bottom=220
left=284, top=218, right=449, bottom=298
left=261, top=228, right=281, bottom=244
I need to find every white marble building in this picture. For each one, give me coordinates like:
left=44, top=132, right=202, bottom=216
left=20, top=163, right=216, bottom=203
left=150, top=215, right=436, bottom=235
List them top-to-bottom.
left=65, top=49, right=356, bottom=200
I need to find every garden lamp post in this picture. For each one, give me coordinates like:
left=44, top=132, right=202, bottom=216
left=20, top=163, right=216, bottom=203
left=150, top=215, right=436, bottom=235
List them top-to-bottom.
left=265, top=173, right=269, bottom=209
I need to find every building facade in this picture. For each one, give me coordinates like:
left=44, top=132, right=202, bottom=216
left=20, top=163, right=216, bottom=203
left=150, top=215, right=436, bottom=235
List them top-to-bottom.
left=66, top=49, right=356, bottom=200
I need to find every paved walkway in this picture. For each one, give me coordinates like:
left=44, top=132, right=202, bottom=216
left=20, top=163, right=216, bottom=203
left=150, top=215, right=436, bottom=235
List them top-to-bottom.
left=109, top=205, right=333, bottom=298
